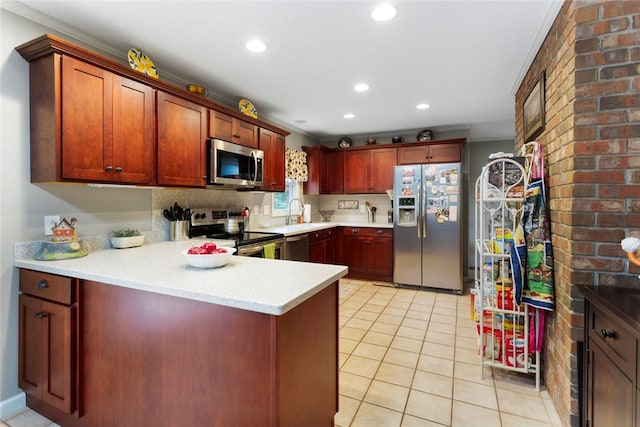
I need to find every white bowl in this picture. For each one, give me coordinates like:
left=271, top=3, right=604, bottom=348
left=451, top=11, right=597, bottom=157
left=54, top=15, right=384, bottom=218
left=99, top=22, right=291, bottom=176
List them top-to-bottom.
left=111, top=235, right=145, bottom=249
left=182, top=247, right=236, bottom=268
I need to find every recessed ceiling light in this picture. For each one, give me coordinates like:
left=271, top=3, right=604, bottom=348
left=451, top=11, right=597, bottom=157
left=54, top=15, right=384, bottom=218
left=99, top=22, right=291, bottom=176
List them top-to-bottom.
left=371, top=3, right=397, bottom=21
left=246, top=39, right=267, bottom=52
left=354, top=83, right=370, bottom=92
left=416, top=103, right=430, bottom=110
left=344, top=113, right=355, bottom=119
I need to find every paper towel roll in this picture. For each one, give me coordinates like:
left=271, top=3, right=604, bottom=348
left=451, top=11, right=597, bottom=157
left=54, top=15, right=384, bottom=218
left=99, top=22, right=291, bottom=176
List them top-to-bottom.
left=303, top=204, right=311, bottom=223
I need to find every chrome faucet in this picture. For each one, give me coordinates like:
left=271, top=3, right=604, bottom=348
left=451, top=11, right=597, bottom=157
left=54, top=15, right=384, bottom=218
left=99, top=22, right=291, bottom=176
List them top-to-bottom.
left=287, top=198, right=303, bottom=225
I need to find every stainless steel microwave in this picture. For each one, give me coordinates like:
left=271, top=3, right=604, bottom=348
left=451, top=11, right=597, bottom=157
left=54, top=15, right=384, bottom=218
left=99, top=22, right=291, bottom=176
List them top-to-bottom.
left=207, top=138, right=263, bottom=187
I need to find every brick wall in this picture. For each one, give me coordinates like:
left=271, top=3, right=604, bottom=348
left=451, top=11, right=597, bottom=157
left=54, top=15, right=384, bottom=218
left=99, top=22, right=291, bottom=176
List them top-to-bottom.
left=514, top=1, right=640, bottom=425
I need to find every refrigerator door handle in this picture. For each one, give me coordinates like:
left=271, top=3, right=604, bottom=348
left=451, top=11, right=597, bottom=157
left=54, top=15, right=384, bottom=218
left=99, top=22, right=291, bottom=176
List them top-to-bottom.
left=421, top=178, right=427, bottom=239
left=417, top=179, right=422, bottom=239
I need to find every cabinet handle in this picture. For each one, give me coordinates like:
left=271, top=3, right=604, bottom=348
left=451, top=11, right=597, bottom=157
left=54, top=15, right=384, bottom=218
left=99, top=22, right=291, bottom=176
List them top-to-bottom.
left=232, top=134, right=241, bottom=139
left=105, top=165, right=113, bottom=172
left=115, top=166, right=123, bottom=172
left=352, top=228, right=358, bottom=234
left=377, top=229, right=383, bottom=235
left=37, top=280, right=48, bottom=289
left=34, top=311, right=48, bottom=319
left=600, top=329, right=615, bottom=340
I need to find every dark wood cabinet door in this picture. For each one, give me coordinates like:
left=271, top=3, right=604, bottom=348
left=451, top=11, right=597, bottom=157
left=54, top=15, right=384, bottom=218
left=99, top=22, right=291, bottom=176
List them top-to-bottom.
left=61, top=56, right=113, bottom=181
left=112, top=75, right=155, bottom=184
left=157, top=92, right=207, bottom=187
left=208, top=110, right=234, bottom=141
left=209, top=111, right=258, bottom=148
left=234, top=120, right=259, bottom=149
left=259, top=128, right=285, bottom=191
left=271, top=133, right=286, bottom=191
left=398, top=143, right=461, bottom=164
left=428, top=143, right=461, bottom=163
left=302, top=146, right=322, bottom=195
left=345, top=148, right=395, bottom=193
left=370, top=148, right=397, bottom=192
left=323, top=150, right=345, bottom=194
left=344, top=151, right=370, bottom=193
left=343, top=235, right=367, bottom=275
left=325, top=236, right=336, bottom=264
left=367, top=237, right=393, bottom=280
left=309, top=240, right=324, bottom=263
left=19, top=294, right=73, bottom=414
left=19, top=294, right=43, bottom=396
left=587, top=342, right=634, bottom=427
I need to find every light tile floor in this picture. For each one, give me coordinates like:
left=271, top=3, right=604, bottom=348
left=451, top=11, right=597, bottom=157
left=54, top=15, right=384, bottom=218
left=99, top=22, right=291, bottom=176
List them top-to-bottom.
left=335, top=278, right=564, bottom=427
left=2, top=279, right=564, bottom=427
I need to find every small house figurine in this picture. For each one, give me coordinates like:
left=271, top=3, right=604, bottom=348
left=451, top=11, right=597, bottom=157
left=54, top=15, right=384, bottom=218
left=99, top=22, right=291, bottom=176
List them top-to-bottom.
left=36, top=217, right=88, bottom=260
left=51, top=217, right=78, bottom=242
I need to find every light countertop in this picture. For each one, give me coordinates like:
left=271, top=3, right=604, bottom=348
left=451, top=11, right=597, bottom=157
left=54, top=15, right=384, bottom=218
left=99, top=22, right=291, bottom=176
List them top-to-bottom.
left=252, top=221, right=393, bottom=236
left=14, top=240, right=347, bottom=315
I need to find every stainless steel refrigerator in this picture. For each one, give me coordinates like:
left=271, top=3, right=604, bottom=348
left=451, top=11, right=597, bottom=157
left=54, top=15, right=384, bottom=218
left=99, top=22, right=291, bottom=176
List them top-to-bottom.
left=393, top=163, right=463, bottom=292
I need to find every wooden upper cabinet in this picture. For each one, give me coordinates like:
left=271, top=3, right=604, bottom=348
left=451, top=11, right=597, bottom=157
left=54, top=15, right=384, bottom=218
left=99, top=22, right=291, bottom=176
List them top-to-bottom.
left=18, top=35, right=291, bottom=188
left=59, top=56, right=155, bottom=184
left=112, top=75, right=155, bottom=183
left=157, top=92, right=207, bottom=187
left=209, top=110, right=259, bottom=149
left=259, top=128, right=285, bottom=191
left=397, top=142, right=462, bottom=164
left=302, top=146, right=322, bottom=195
left=303, top=147, right=344, bottom=195
left=345, top=147, right=396, bottom=193
left=323, top=150, right=345, bottom=194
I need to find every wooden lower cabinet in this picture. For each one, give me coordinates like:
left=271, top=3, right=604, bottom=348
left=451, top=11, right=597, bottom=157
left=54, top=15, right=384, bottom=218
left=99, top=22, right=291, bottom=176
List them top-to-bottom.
left=341, top=227, right=393, bottom=282
left=309, top=228, right=337, bottom=264
left=19, top=270, right=77, bottom=415
left=21, top=277, right=338, bottom=427
left=581, top=285, right=640, bottom=427
left=586, top=342, right=634, bottom=426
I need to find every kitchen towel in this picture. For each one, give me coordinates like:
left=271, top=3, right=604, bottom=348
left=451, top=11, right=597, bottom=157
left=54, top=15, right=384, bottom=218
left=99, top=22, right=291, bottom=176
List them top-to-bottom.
left=303, top=204, right=311, bottom=223
left=263, top=243, right=276, bottom=259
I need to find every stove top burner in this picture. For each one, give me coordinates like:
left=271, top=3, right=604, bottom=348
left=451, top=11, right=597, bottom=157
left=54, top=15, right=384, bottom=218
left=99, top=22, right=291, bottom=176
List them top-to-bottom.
left=189, top=207, right=284, bottom=247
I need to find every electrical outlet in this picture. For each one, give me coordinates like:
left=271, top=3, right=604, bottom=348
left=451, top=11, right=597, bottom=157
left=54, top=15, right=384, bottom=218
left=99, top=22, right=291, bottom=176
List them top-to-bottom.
left=263, top=205, right=270, bottom=215
left=44, top=215, right=60, bottom=236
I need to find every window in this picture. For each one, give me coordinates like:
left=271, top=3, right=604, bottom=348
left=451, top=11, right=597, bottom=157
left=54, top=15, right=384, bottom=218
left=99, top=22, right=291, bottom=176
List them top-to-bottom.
left=272, top=180, right=303, bottom=217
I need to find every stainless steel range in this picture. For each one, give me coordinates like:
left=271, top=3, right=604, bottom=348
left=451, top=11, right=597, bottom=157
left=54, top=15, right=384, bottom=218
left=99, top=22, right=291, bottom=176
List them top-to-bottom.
left=189, top=208, right=285, bottom=259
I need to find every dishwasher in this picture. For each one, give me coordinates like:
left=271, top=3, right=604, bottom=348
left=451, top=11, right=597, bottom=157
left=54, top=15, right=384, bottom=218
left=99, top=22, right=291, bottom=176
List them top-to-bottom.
left=284, top=233, right=309, bottom=262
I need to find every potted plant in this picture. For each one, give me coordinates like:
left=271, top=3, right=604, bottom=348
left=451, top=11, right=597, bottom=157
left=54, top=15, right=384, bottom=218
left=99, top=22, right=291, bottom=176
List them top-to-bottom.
left=110, top=229, right=144, bottom=249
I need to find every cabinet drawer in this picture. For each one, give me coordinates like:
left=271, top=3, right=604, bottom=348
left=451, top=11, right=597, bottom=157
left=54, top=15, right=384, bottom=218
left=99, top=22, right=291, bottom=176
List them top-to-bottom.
left=325, top=227, right=336, bottom=239
left=345, top=227, right=392, bottom=238
left=309, top=230, right=327, bottom=243
left=20, top=270, right=74, bottom=305
left=590, top=306, right=636, bottom=378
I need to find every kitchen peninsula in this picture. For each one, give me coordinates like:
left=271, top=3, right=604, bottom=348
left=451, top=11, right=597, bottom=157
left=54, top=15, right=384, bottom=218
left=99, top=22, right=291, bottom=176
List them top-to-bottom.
left=15, top=241, right=347, bottom=426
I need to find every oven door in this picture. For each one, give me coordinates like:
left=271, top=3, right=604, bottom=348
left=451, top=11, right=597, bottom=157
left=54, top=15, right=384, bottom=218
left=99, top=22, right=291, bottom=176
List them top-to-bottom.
left=237, top=241, right=283, bottom=259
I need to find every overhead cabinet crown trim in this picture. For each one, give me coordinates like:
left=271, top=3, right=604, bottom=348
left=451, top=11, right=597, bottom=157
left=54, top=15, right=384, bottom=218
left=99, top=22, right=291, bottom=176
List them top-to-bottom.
left=16, top=34, right=290, bottom=137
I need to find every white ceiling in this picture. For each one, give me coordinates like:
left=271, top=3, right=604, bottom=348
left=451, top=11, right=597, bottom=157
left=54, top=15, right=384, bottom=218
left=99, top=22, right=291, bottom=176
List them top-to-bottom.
left=8, top=0, right=563, bottom=142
